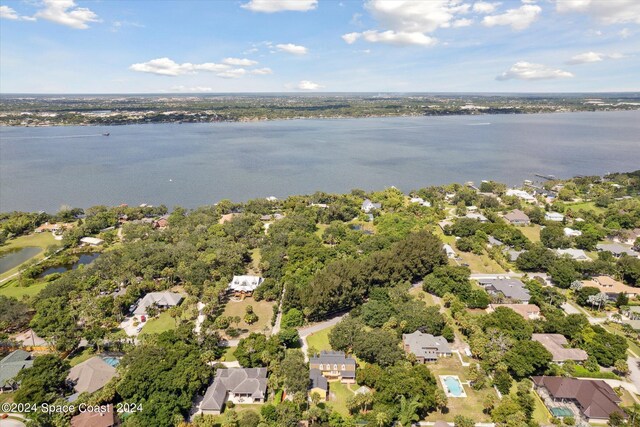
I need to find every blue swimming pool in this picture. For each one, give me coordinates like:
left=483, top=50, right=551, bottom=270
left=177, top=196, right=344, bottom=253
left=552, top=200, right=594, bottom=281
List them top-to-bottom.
left=102, top=357, right=120, bottom=367
left=443, top=376, right=464, bottom=397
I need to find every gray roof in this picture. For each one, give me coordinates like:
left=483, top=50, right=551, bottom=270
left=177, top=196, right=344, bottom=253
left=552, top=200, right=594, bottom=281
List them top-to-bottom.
left=361, top=199, right=381, bottom=211
left=504, top=209, right=530, bottom=223
left=488, top=236, right=503, bottom=246
left=596, top=243, right=638, bottom=257
left=556, top=248, right=590, bottom=261
left=479, top=278, right=530, bottom=302
left=134, top=291, right=183, bottom=315
left=403, top=331, right=451, bottom=359
left=532, top=334, right=588, bottom=362
left=0, top=350, right=33, bottom=387
left=309, top=351, right=356, bottom=368
left=67, top=357, right=118, bottom=394
left=201, top=368, right=268, bottom=412
left=309, top=369, right=328, bottom=391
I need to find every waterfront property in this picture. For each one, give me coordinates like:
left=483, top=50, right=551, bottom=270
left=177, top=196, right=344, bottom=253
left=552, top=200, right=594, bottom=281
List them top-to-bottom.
left=505, top=189, right=536, bottom=203
left=361, top=199, right=381, bottom=213
left=228, top=275, right=264, bottom=298
left=477, top=278, right=530, bottom=303
left=402, top=331, right=452, bottom=363
left=532, top=334, right=588, bottom=363
left=309, top=351, right=356, bottom=383
left=198, top=367, right=268, bottom=415
left=532, top=376, right=626, bottom=423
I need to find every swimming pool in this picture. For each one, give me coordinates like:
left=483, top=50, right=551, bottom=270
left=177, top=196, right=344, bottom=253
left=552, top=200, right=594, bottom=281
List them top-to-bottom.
left=102, top=356, right=120, bottom=367
left=442, top=376, right=465, bottom=397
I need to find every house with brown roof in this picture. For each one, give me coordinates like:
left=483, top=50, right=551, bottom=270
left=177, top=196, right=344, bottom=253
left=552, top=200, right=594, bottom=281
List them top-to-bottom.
left=504, top=209, right=530, bottom=226
left=584, top=275, right=639, bottom=300
left=487, top=304, right=541, bottom=320
left=532, top=334, right=588, bottom=363
left=532, top=376, right=626, bottom=422
left=70, top=404, right=118, bottom=427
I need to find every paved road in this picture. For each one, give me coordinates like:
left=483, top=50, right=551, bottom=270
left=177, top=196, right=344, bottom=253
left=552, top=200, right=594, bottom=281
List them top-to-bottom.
left=271, top=287, right=287, bottom=335
left=561, top=302, right=608, bottom=324
left=299, top=314, right=346, bottom=361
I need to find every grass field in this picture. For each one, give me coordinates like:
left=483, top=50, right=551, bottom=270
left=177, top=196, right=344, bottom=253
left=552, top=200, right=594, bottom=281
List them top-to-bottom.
left=565, top=201, right=605, bottom=215
left=520, top=224, right=542, bottom=243
left=0, top=232, right=60, bottom=281
left=248, top=248, right=262, bottom=275
left=456, top=251, right=505, bottom=274
left=0, top=280, right=49, bottom=299
left=409, top=286, right=435, bottom=306
left=221, top=297, right=275, bottom=338
left=140, top=311, right=177, bottom=335
left=306, top=326, right=333, bottom=353
left=223, top=346, right=237, bottom=362
left=68, top=347, right=97, bottom=366
left=423, top=356, right=497, bottom=423
left=327, top=380, right=354, bottom=416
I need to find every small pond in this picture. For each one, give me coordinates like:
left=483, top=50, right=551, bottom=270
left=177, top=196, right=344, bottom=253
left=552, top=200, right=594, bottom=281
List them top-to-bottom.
left=0, top=246, right=41, bottom=274
left=39, top=252, right=100, bottom=277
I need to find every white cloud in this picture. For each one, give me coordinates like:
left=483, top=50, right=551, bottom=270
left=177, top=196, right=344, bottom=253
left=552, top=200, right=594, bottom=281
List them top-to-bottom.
left=35, top=0, right=101, bottom=29
left=241, top=0, right=317, bottom=13
left=365, top=0, right=470, bottom=33
left=555, top=0, right=640, bottom=25
left=473, top=2, right=500, bottom=14
left=482, top=4, right=541, bottom=30
left=0, top=5, right=19, bottom=20
left=452, top=18, right=473, bottom=27
left=111, top=20, right=145, bottom=32
left=619, top=28, right=632, bottom=38
left=348, top=30, right=438, bottom=46
left=342, top=32, right=362, bottom=44
left=276, top=43, right=308, bottom=55
left=567, top=51, right=625, bottom=64
left=223, top=57, right=258, bottom=66
left=130, top=58, right=230, bottom=76
left=496, top=61, right=574, bottom=80
left=251, top=67, right=273, bottom=75
left=216, top=68, right=247, bottom=79
left=295, top=80, right=324, bottom=90
left=171, top=86, right=214, bottom=92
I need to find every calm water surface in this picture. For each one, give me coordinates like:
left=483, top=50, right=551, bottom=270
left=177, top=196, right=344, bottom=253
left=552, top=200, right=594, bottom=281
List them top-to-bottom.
left=1, top=111, right=639, bottom=212
left=0, top=247, right=41, bottom=274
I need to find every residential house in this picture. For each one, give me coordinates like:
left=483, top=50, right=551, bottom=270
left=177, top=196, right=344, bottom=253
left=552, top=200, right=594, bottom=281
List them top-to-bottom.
left=505, top=189, right=536, bottom=203
left=410, top=197, right=431, bottom=207
left=361, top=199, right=381, bottom=213
left=504, top=209, right=530, bottom=226
left=465, top=212, right=488, bottom=222
left=545, top=212, right=564, bottom=222
left=153, top=215, right=169, bottom=229
left=438, top=220, right=453, bottom=231
left=564, top=228, right=582, bottom=237
left=487, top=236, right=503, bottom=247
left=80, top=237, right=104, bottom=246
left=596, top=243, right=639, bottom=258
left=442, top=244, right=457, bottom=259
left=504, top=248, right=524, bottom=262
left=556, top=248, right=590, bottom=262
left=228, top=275, right=264, bottom=298
left=583, top=276, right=639, bottom=300
left=477, top=278, right=530, bottom=303
left=133, top=291, right=184, bottom=317
left=487, top=304, right=541, bottom=320
left=623, top=306, right=640, bottom=321
left=402, top=331, right=452, bottom=363
left=532, top=334, right=588, bottom=363
left=0, top=350, right=33, bottom=392
left=309, top=351, right=356, bottom=383
left=67, top=357, right=118, bottom=398
left=199, top=368, right=268, bottom=415
left=309, top=369, right=328, bottom=401
left=532, top=376, right=626, bottom=422
left=354, top=385, right=372, bottom=395
left=70, top=404, right=118, bottom=427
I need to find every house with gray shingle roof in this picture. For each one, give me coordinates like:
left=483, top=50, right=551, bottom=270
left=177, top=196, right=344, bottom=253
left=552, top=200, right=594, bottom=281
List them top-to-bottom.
left=361, top=199, right=381, bottom=213
left=504, top=209, right=530, bottom=226
left=596, top=243, right=639, bottom=258
left=478, top=278, right=530, bottom=303
left=133, top=291, right=184, bottom=316
left=402, top=331, right=452, bottom=363
left=0, top=350, right=33, bottom=391
left=309, top=351, right=356, bottom=383
left=67, top=357, right=118, bottom=399
left=199, top=368, right=268, bottom=415
left=309, top=368, right=328, bottom=401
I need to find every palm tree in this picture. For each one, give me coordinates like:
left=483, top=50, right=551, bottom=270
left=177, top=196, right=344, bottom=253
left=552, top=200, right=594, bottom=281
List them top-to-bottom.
left=396, top=395, right=422, bottom=427
left=376, top=411, right=391, bottom=427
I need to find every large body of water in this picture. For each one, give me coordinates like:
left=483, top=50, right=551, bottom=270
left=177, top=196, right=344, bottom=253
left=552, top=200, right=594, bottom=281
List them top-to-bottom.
left=1, top=111, right=639, bottom=212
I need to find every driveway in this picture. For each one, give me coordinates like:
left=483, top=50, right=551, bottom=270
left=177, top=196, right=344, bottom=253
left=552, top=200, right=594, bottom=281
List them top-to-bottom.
left=299, top=314, right=346, bottom=361
left=0, top=417, right=27, bottom=427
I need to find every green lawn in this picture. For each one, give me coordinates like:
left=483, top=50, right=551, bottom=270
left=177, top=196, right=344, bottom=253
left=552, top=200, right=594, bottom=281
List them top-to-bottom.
left=564, top=201, right=605, bottom=215
left=520, top=225, right=541, bottom=243
left=0, top=232, right=60, bottom=281
left=248, top=248, right=262, bottom=275
left=456, top=251, right=505, bottom=274
left=0, top=279, right=49, bottom=299
left=409, top=286, right=435, bottom=306
left=221, top=298, right=275, bottom=338
left=140, top=311, right=177, bottom=335
left=306, top=326, right=333, bottom=354
left=223, top=346, right=237, bottom=362
left=68, top=347, right=97, bottom=366
left=424, top=356, right=497, bottom=423
left=327, top=380, right=354, bottom=416
left=508, top=381, right=551, bottom=425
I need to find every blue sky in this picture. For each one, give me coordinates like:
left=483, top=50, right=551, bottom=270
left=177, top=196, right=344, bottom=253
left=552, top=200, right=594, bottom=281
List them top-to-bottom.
left=0, top=0, right=638, bottom=93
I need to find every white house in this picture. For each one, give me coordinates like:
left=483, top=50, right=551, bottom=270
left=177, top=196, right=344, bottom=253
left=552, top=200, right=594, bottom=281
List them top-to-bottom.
left=506, top=189, right=536, bottom=203
left=410, top=197, right=431, bottom=207
left=545, top=212, right=564, bottom=222
left=564, top=227, right=582, bottom=237
left=80, top=237, right=104, bottom=246
left=443, top=244, right=457, bottom=259
left=228, top=275, right=264, bottom=296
